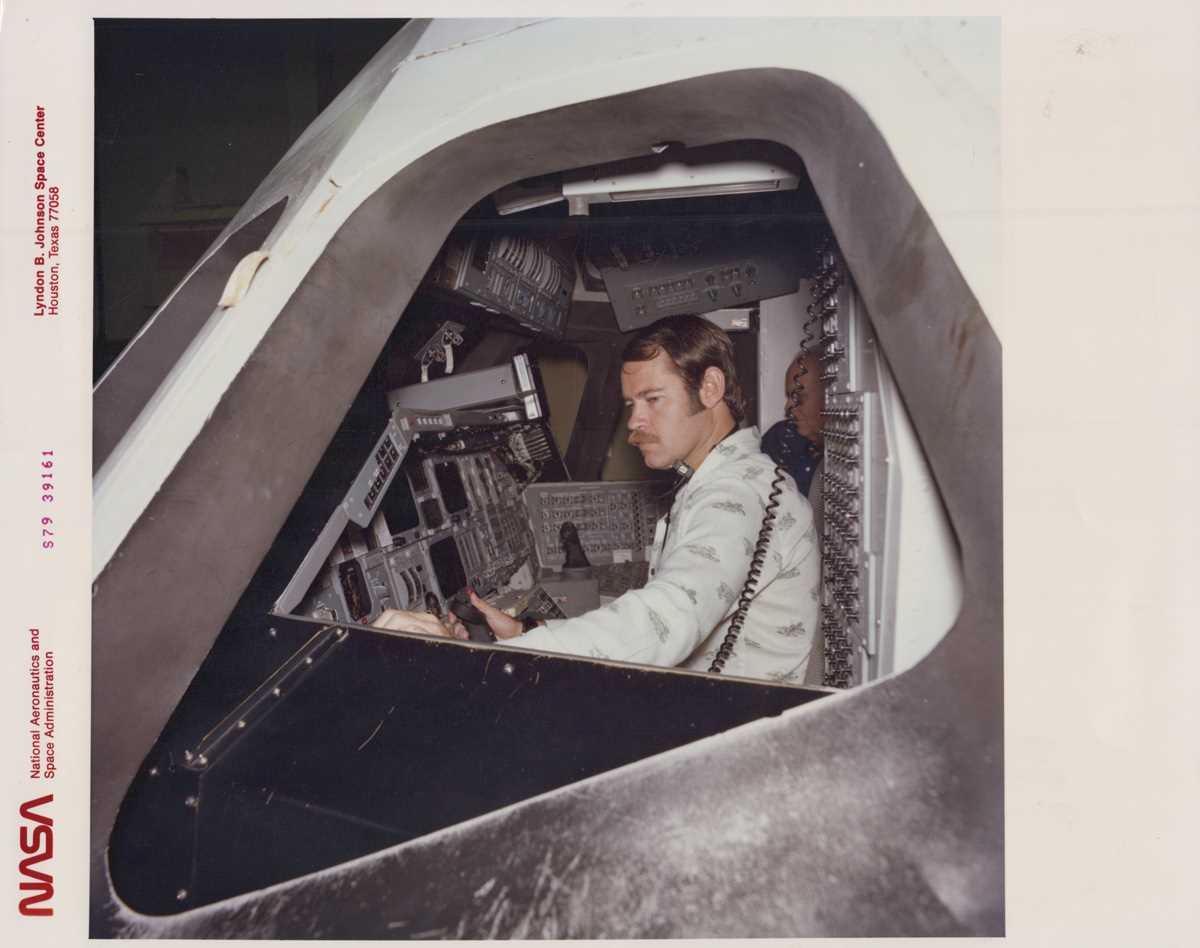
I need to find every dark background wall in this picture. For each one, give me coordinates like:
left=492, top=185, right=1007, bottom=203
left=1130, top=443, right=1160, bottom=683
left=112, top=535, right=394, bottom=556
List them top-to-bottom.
left=94, top=19, right=406, bottom=381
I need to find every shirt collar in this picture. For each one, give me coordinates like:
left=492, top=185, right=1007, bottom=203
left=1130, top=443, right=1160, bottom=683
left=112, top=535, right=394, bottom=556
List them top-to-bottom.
left=685, top=425, right=761, bottom=493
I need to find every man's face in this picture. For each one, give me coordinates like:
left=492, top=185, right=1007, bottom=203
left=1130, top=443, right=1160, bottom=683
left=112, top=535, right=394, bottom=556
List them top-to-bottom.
left=621, top=351, right=708, bottom=470
left=785, top=355, right=823, bottom=441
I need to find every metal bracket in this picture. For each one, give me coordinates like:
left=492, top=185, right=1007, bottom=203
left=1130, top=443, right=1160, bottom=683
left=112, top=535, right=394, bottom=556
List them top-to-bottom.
left=414, top=320, right=465, bottom=370
left=183, top=624, right=349, bottom=771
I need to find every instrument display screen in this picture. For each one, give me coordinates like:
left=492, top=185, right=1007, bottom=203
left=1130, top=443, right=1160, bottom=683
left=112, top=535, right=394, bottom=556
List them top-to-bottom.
left=429, top=535, right=467, bottom=598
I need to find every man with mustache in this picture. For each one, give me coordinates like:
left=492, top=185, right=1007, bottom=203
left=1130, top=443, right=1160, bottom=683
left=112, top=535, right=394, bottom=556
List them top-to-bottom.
left=376, top=314, right=820, bottom=683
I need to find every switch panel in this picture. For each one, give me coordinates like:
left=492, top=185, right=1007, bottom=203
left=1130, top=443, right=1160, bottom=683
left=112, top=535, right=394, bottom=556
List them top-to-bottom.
left=813, top=247, right=895, bottom=688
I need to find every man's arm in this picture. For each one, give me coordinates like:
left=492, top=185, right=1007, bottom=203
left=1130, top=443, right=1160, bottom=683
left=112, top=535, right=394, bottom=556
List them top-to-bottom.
left=513, top=476, right=807, bottom=667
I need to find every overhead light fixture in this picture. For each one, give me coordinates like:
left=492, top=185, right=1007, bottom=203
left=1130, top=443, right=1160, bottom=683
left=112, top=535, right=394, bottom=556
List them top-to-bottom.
left=494, top=148, right=801, bottom=216
left=562, top=158, right=799, bottom=215
left=492, top=178, right=566, bottom=216
left=606, top=178, right=792, bottom=203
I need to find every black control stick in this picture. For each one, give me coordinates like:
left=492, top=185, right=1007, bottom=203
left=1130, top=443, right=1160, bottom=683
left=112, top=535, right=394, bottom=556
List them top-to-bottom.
left=560, top=521, right=593, bottom=578
left=445, top=591, right=495, bottom=643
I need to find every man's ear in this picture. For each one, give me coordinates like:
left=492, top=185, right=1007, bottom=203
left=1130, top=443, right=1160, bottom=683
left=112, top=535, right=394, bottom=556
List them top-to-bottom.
left=699, top=366, right=727, bottom=409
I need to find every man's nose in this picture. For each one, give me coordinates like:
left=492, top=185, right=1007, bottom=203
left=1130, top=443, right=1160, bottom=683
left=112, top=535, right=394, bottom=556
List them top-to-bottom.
left=628, top=404, right=647, bottom=430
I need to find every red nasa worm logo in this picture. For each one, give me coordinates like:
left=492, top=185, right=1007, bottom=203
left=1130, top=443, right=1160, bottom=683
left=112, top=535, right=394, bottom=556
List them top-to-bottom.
left=18, top=794, right=53, bottom=916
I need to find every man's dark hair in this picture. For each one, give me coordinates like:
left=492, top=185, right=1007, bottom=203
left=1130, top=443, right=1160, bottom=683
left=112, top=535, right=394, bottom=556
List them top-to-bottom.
left=621, top=314, right=747, bottom=423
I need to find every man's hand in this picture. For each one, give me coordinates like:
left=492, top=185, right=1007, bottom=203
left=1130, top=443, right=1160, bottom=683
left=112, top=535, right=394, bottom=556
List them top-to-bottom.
left=465, top=589, right=524, bottom=640
left=371, top=590, right=526, bottom=642
left=373, top=608, right=469, bottom=640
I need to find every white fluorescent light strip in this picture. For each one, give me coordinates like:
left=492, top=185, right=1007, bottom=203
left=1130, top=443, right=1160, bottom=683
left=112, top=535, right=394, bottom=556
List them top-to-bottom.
left=607, top=180, right=784, bottom=202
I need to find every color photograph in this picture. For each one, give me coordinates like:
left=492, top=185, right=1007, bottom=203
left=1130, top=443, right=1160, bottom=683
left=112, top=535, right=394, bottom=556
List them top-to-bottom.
left=1, top=4, right=1195, bottom=946
left=87, top=17, right=1000, bottom=938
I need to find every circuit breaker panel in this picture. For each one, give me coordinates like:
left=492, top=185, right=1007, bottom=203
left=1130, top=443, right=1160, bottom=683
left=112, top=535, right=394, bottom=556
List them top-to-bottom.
left=809, top=247, right=898, bottom=688
left=524, top=481, right=661, bottom=568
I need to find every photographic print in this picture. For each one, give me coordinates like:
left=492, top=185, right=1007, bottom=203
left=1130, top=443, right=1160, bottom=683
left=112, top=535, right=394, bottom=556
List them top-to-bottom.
left=7, top=4, right=1194, bottom=946
left=87, top=17, right=1002, bottom=938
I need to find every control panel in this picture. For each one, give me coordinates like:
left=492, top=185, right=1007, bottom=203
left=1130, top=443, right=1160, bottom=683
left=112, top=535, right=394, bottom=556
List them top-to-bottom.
left=595, top=230, right=801, bottom=332
left=428, top=231, right=575, bottom=337
left=810, top=246, right=896, bottom=688
left=274, top=354, right=558, bottom=625
left=342, top=422, right=406, bottom=526
left=296, top=448, right=535, bottom=625
left=524, top=481, right=662, bottom=568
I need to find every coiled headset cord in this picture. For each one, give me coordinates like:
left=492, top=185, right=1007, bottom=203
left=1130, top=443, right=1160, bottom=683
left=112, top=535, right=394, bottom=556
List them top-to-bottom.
left=708, top=464, right=786, bottom=674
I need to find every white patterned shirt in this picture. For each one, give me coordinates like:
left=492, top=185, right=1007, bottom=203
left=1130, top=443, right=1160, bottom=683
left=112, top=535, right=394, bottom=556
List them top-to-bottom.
left=514, top=426, right=820, bottom=684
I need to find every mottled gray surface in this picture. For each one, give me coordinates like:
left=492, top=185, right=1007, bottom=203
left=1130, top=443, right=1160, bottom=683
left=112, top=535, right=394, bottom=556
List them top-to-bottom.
left=110, top=654, right=999, bottom=938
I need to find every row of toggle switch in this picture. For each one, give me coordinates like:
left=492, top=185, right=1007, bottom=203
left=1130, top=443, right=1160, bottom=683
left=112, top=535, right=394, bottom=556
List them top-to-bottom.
left=813, top=244, right=860, bottom=689
left=813, top=249, right=845, bottom=388
left=811, top=269, right=841, bottom=301
left=823, top=419, right=860, bottom=434
left=824, top=444, right=862, bottom=466
left=821, top=605, right=856, bottom=688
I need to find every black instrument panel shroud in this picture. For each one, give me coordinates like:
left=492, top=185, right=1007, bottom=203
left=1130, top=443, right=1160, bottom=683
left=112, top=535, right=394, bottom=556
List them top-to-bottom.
left=109, top=615, right=828, bottom=914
